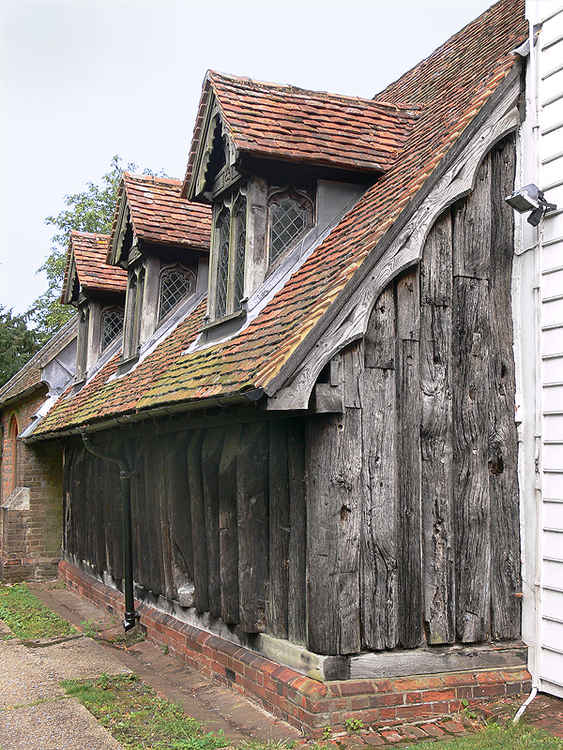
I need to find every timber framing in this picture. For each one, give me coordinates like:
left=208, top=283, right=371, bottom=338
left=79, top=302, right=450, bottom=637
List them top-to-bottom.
left=266, top=70, right=522, bottom=410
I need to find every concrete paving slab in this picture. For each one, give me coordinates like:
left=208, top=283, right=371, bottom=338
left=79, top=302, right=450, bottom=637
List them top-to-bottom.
left=24, top=637, right=131, bottom=682
left=0, top=641, right=63, bottom=708
left=0, top=698, right=121, bottom=750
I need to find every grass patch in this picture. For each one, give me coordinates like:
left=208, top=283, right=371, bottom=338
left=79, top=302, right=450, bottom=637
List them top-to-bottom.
left=0, top=583, right=75, bottom=640
left=63, top=673, right=230, bottom=750
left=404, top=722, right=563, bottom=749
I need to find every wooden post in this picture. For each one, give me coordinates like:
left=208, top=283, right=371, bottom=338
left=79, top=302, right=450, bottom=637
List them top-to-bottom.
left=489, top=137, right=521, bottom=639
left=420, top=211, right=455, bottom=644
left=396, top=270, right=423, bottom=648
left=360, top=286, right=398, bottom=650
left=287, top=419, right=307, bottom=645
left=267, top=421, right=290, bottom=639
left=237, top=422, right=268, bottom=632
left=219, top=425, right=240, bottom=624
left=202, top=428, right=224, bottom=619
left=188, top=430, right=209, bottom=613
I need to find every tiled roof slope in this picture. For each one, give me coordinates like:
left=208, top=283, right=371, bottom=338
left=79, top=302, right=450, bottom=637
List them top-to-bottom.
left=33, top=0, right=527, bottom=437
left=182, top=71, right=421, bottom=196
left=117, top=173, right=211, bottom=251
left=62, top=232, right=128, bottom=299
left=0, top=315, right=78, bottom=406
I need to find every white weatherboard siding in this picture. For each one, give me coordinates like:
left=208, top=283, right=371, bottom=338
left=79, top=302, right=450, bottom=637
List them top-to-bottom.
left=536, top=0, right=563, bottom=700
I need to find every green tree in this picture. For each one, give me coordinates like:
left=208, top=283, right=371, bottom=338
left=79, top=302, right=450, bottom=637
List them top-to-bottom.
left=27, top=155, right=139, bottom=343
left=0, top=306, right=40, bottom=388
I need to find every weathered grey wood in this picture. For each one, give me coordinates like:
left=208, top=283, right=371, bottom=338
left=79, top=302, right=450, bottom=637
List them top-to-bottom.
left=489, top=137, right=521, bottom=640
left=453, top=154, right=492, bottom=279
left=420, top=211, right=455, bottom=645
left=396, top=271, right=419, bottom=340
left=453, top=276, right=491, bottom=643
left=359, top=286, right=398, bottom=650
left=397, top=330, right=423, bottom=648
left=343, top=341, right=362, bottom=408
left=313, top=383, right=343, bottom=413
left=306, top=409, right=362, bottom=655
left=287, top=419, right=307, bottom=645
left=267, top=421, right=290, bottom=638
left=237, top=422, right=268, bottom=632
left=218, top=425, right=240, bottom=624
left=201, top=428, right=224, bottom=619
left=188, top=430, right=209, bottom=613
left=167, top=435, right=193, bottom=599
left=158, top=438, right=175, bottom=601
left=143, top=445, right=165, bottom=596
left=350, top=642, right=527, bottom=679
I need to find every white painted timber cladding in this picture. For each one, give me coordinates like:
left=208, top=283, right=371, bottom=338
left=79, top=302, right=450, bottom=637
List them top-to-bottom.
left=538, top=2, right=563, bottom=699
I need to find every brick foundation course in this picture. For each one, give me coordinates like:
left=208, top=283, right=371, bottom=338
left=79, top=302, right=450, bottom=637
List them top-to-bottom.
left=59, top=560, right=532, bottom=735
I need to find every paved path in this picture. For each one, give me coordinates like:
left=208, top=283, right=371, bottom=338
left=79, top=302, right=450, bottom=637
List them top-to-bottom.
left=30, top=582, right=299, bottom=743
left=0, top=620, right=125, bottom=749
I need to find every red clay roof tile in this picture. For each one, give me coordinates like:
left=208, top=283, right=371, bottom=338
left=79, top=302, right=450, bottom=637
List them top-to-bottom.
left=34, top=0, right=527, bottom=437
left=182, top=71, right=421, bottom=197
left=119, top=173, right=211, bottom=251
left=62, top=232, right=128, bottom=298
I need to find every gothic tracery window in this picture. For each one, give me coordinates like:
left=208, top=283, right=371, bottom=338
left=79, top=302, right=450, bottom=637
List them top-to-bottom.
left=268, top=191, right=313, bottom=266
left=233, top=195, right=247, bottom=310
left=215, top=209, right=231, bottom=319
left=159, top=267, right=195, bottom=322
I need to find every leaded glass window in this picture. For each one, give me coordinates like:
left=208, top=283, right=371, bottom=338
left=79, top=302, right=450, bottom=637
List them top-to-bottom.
left=268, top=193, right=312, bottom=266
left=234, top=197, right=246, bottom=310
left=215, top=209, right=230, bottom=318
left=159, top=267, right=195, bottom=322
left=102, top=308, right=124, bottom=350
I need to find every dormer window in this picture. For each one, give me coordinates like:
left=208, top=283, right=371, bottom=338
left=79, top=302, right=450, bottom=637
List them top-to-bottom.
left=211, top=190, right=247, bottom=321
left=268, top=190, right=313, bottom=267
left=122, top=264, right=145, bottom=361
left=159, top=266, right=196, bottom=322
left=101, top=308, right=124, bottom=350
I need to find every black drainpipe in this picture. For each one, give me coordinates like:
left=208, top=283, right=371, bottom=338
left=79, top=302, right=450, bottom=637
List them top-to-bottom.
left=80, top=430, right=138, bottom=631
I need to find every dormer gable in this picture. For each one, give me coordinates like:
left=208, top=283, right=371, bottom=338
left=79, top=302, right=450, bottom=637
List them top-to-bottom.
left=182, top=71, right=420, bottom=332
left=106, top=173, right=212, bottom=368
left=60, top=231, right=127, bottom=381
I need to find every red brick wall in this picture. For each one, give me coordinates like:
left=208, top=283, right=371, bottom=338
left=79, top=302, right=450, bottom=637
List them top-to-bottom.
left=0, top=392, right=63, bottom=582
left=59, top=560, right=532, bottom=735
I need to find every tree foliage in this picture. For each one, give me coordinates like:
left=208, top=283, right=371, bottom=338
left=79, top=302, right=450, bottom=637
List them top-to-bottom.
left=26, top=155, right=139, bottom=344
left=0, top=306, right=40, bottom=388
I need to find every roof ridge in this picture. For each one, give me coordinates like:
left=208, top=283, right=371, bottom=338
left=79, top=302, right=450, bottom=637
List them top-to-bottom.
left=207, top=68, right=420, bottom=112
left=123, top=171, right=182, bottom=186
left=70, top=230, right=111, bottom=240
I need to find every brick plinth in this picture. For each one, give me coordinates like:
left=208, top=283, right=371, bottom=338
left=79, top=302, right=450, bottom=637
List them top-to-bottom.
left=59, top=560, right=531, bottom=735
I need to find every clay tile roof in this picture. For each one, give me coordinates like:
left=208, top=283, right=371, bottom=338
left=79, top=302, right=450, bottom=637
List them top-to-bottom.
left=32, top=0, right=527, bottom=438
left=182, top=71, right=421, bottom=196
left=119, top=173, right=211, bottom=251
left=63, top=231, right=128, bottom=298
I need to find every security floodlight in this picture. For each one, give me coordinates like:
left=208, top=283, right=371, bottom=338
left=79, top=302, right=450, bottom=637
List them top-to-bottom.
left=505, top=183, right=557, bottom=226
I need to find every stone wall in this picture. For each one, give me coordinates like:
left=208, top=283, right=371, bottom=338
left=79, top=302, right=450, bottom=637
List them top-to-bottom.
left=0, top=392, right=63, bottom=582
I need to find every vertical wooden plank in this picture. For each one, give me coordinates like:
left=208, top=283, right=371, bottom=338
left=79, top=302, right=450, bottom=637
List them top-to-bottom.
left=489, top=137, right=521, bottom=639
left=453, top=154, right=492, bottom=279
left=420, top=211, right=455, bottom=645
left=396, top=270, right=423, bottom=648
left=453, top=277, right=491, bottom=642
left=359, top=286, right=398, bottom=650
left=307, top=390, right=362, bottom=655
left=287, top=419, right=306, bottom=645
left=237, top=421, right=269, bottom=633
left=267, top=421, right=290, bottom=639
left=218, top=424, right=240, bottom=625
left=201, top=428, right=223, bottom=618
left=188, top=430, right=209, bottom=613
left=167, top=433, right=193, bottom=596
left=159, top=436, right=175, bottom=601
left=131, top=441, right=147, bottom=590
left=144, top=443, right=164, bottom=597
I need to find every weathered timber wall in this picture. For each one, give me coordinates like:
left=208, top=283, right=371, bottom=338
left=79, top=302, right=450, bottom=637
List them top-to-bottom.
left=305, top=137, right=521, bottom=653
left=63, top=138, right=520, bottom=657
left=63, top=418, right=307, bottom=642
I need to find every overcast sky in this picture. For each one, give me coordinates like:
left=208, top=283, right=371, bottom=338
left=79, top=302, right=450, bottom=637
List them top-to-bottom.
left=1, top=0, right=494, bottom=317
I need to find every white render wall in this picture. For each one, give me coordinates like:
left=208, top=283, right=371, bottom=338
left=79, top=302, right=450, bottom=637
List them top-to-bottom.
left=525, top=0, right=563, bottom=699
